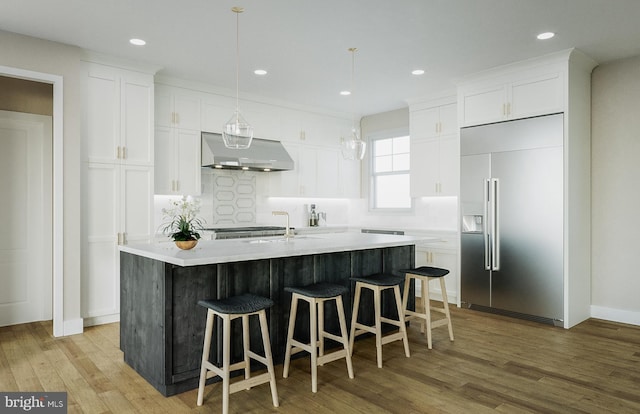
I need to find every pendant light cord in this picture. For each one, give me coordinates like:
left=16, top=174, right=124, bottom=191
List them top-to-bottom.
left=235, top=9, right=240, bottom=119
left=349, top=47, right=357, bottom=135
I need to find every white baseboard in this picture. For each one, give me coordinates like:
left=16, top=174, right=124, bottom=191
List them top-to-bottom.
left=590, top=305, right=640, bottom=327
left=83, top=313, right=120, bottom=327
left=63, top=318, right=84, bottom=336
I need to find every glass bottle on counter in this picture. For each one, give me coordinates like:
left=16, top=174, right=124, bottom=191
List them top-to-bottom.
left=309, top=204, right=319, bottom=227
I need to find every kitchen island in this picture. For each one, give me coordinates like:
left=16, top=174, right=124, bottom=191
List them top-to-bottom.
left=119, top=232, right=425, bottom=396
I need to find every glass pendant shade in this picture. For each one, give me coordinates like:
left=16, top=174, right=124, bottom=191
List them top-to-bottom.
left=222, top=110, right=254, bottom=149
left=342, top=128, right=366, bottom=160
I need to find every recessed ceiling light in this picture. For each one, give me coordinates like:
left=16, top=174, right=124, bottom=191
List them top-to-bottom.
left=536, top=32, right=555, bottom=40
left=129, top=38, right=146, bottom=46
left=254, top=69, right=267, bottom=75
left=412, top=69, right=425, bottom=75
left=340, top=90, right=351, bottom=96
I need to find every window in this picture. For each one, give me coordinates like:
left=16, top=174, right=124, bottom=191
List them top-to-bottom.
left=370, top=135, right=411, bottom=209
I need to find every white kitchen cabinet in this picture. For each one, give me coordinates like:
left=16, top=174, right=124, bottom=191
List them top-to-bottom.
left=83, top=61, right=155, bottom=325
left=86, top=63, right=154, bottom=165
left=459, top=67, right=564, bottom=127
left=155, top=88, right=201, bottom=130
left=409, top=98, right=459, bottom=197
left=410, top=102, right=457, bottom=139
left=154, top=127, right=201, bottom=195
left=410, top=135, right=459, bottom=197
left=265, top=142, right=359, bottom=198
left=339, top=156, right=361, bottom=198
left=83, top=163, right=153, bottom=323
left=414, top=238, right=458, bottom=304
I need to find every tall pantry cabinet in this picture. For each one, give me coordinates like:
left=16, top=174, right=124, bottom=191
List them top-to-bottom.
left=82, top=61, right=155, bottom=326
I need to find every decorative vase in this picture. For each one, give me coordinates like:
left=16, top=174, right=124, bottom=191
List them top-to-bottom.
left=175, top=240, right=198, bottom=250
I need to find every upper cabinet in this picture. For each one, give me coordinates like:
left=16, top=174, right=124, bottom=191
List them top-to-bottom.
left=86, top=63, right=154, bottom=165
left=458, top=63, right=564, bottom=127
left=154, top=85, right=203, bottom=195
left=155, top=89, right=201, bottom=130
left=409, top=97, right=459, bottom=197
left=410, top=102, right=457, bottom=139
left=154, top=127, right=201, bottom=196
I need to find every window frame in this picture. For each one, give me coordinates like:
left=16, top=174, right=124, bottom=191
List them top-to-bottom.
left=368, top=131, right=414, bottom=213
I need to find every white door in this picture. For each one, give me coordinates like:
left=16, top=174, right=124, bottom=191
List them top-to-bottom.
left=0, top=110, right=52, bottom=326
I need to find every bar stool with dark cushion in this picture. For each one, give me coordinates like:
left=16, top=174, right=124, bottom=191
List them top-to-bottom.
left=400, top=266, right=454, bottom=349
left=349, top=273, right=410, bottom=368
left=283, top=282, right=354, bottom=393
left=196, top=293, right=279, bottom=414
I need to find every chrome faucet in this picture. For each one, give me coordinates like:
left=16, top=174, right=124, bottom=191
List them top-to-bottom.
left=272, top=211, right=294, bottom=238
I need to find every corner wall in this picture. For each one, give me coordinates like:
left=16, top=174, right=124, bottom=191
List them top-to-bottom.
left=0, top=30, right=83, bottom=333
left=591, top=55, right=640, bottom=325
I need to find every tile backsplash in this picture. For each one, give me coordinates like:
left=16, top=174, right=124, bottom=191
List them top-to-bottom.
left=201, top=169, right=257, bottom=225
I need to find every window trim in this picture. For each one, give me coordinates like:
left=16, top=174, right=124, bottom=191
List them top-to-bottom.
left=368, top=131, right=414, bottom=213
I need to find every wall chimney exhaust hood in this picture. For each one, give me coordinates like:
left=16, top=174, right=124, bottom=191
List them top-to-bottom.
left=201, top=132, right=294, bottom=171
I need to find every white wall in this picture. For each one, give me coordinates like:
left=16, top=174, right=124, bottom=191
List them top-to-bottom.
left=0, top=30, right=83, bottom=330
left=591, top=55, right=640, bottom=324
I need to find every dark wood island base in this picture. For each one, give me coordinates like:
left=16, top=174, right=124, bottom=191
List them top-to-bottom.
left=120, top=246, right=415, bottom=396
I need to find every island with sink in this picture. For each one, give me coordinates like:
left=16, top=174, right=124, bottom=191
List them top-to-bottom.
left=119, top=232, right=427, bottom=396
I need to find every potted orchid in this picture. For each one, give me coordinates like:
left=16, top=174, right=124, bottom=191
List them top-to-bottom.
left=160, top=197, right=206, bottom=250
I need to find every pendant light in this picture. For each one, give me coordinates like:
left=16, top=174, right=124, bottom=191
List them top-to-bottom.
left=222, top=6, right=253, bottom=149
left=342, top=47, right=366, bottom=160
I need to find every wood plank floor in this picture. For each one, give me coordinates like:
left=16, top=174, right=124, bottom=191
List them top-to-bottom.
left=2, top=306, right=640, bottom=413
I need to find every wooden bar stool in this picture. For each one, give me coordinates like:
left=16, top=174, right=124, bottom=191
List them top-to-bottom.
left=400, top=266, right=454, bottom=349
left=349, top=273, right=410, bottom=368
left=283, top=282, right=354, bottom=393
left=196, top=293, right=279, bottom=414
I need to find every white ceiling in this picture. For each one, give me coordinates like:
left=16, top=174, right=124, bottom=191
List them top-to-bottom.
left=2, top=0, right=640, bottom=117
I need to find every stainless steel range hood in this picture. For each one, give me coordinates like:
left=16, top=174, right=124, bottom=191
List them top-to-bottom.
left=201, top=132, right=294, bottom=171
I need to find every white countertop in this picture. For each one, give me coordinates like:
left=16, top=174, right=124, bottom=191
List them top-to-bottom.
left=120, top=232, right=433, bottom=267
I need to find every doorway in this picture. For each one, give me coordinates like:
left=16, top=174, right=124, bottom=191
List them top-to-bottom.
left=0, top=67, right=64, bottom=336
left=0, top=110, right=52, bottom=325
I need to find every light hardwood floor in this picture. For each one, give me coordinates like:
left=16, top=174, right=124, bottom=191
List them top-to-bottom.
left=1, top=306, right=639, bottom=413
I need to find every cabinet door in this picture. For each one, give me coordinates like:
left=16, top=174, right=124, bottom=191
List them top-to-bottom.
left=87, top=70, right=119, bottom=164
left=510, top=72, right=563, bottom=120
left=122, top=77, right=154, bottom=166
left=461, top=84, right=506, bottom=127
left=155, top=91, right=201, bottom=130
left=155, top=93, right=174, bottom=128
left=174, top=95, right=201, bottom=130
left=438, top=103, right=458, bottom=136
left=410, top=107, right=440, bottom=139
left=154, top=127, right=175, bottom=194
left=176, top=129, right=201, bottom=196
left=437, top=136, right=459, bottom=196
left=410, top=139, right=439, bottom=197
left=267, top=142, right=299, bottom=197
left=297, top=146, right=317, bottom=197
left=315, top=148, right=339, bottom=198
left=339, top=157, right=361, bottom=198
left=84, top=163, right=119, bottom=318
left=121, top=165, right=154, bottom=245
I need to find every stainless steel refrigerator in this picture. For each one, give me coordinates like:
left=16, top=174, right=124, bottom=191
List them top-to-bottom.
left=460, top=113, right=564, bottom=325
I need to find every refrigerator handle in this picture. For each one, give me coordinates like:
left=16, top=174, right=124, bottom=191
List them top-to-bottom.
left=491, top=178, right=500, bottom=271
left=484, top=179, right=491, bottom=270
